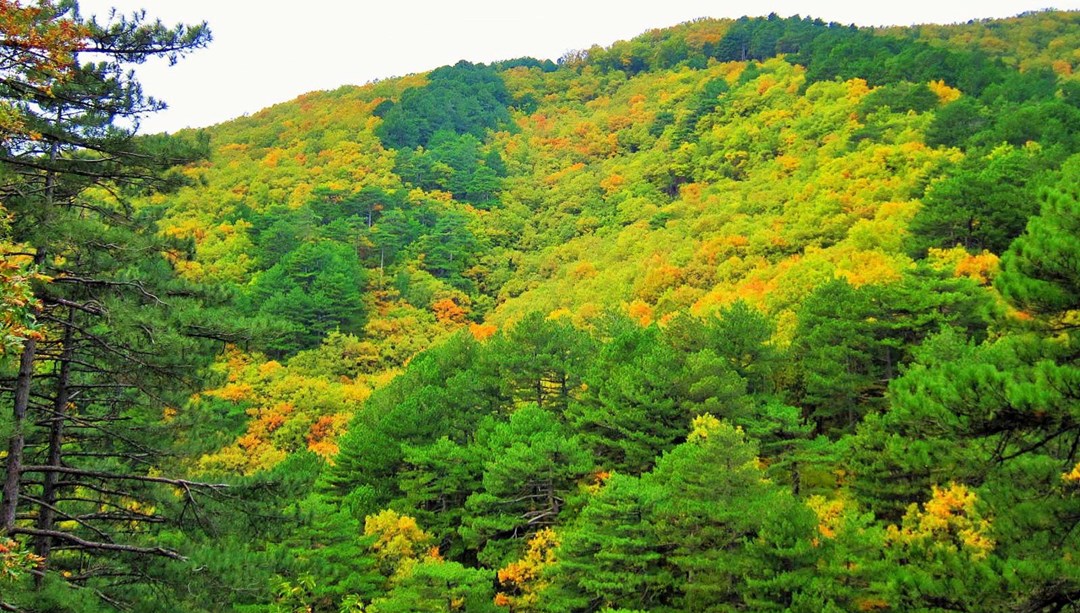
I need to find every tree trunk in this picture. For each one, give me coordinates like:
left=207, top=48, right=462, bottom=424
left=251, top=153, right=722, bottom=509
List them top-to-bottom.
left=3, top=111, right=57, bottom=536
left=34, top=309, right=75, bottom=572
left=1, top=338, right=38, bottom=534
left=791, top=460, right=801, bottom=497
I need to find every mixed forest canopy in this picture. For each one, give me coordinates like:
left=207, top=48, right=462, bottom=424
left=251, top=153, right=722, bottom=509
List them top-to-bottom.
left=2, top=3, right=1080, bottom=611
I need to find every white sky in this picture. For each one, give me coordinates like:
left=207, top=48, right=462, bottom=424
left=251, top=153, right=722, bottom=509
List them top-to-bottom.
left=78, top=1, right=1080, bottom=134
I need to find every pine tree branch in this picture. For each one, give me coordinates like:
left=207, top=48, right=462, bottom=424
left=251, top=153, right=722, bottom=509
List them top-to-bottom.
left=50, top=276, right=166, bottom=305
left=40, top=295, right=105, bottom=315
left=23, top=405, right=158, bottom=456
left=20, top=465, right=228, bottom=490
left=19, top=494, right=111, bottom=540
left=9, top=527, right=185, bottom=560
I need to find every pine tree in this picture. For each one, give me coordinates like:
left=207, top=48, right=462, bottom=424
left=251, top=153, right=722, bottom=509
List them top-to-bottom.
left=0, top=2, right=218, bottom=606
left=850, top=157, right=1080, bottom=608
left=996, top=157, right=1080, bottom=318
left=568, top=324, right=688, bottom=474
left=462, top=406, right=592, bottom=567
left=649, top=417, right=792, bottom=611
left=397, top=437, right=482, bottom=559
left=545, top=474, right=672, bottom=612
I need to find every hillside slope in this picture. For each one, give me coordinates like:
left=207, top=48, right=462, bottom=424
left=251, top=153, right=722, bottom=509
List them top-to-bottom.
left=60, top=10, right=1080, bottom=612
left=152, top=12, right=1080, bottom=472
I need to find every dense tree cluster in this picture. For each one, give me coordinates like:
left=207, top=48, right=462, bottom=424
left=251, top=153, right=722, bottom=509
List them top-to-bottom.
left=3, top=4, right=1080, bottom=611
left=375, top=61, right=513, bottom=150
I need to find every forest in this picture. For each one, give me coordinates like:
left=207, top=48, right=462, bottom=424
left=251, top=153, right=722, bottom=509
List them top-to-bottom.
left=1, top=2, right=1079, bottom=611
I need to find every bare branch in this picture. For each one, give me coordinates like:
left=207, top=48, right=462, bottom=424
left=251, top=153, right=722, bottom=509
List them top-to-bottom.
left=50, top=275, right=166, bottom=305
left=40, top=295, right=106, bottom=315
left=20, top=465, right=228, bottom=490
left=19, top=494, right=111, bottom=540
left=10, top=527, right=185, bottom=560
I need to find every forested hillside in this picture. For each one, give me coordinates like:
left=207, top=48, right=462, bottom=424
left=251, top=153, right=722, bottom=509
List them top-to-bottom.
left=2, top=5, right=1080, bottom=612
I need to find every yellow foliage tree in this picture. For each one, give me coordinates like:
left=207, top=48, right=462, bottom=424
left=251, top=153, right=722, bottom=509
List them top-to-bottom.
left=927, top=79, right=962, bottom=104
left=687, top=412, right=723, bottom=443
left=1064, top=462, right=1080, bottom=484
left=886, top=483, right=994, bottom=560
left=364, top=509, right=436, bottom=579
left=494, top=528, right=559, bottom=611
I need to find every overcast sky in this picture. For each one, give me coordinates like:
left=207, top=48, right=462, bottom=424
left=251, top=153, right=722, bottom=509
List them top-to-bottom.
left=78, top=1, right=1080, bottom=134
